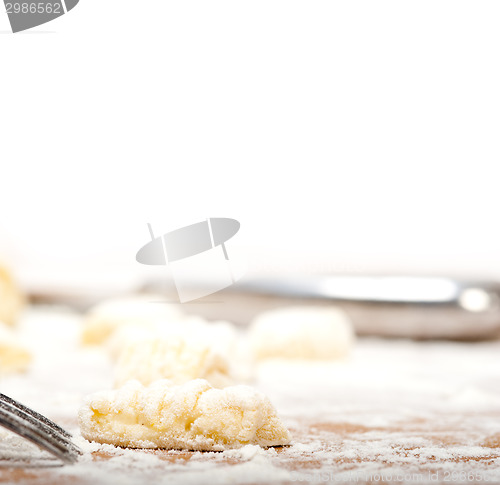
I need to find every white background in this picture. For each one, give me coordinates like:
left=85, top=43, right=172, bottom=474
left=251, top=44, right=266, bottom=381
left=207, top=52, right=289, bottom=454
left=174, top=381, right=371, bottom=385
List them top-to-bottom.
left=1, top=1, right=499, bottom=295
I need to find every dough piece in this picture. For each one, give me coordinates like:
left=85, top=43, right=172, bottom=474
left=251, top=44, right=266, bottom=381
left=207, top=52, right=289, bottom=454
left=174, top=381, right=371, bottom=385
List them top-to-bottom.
left=0, top=264, right=24, bottom=327
left=81, top=295, right=184, bottom=346
left=249, top=306, right=355, bottom=360
left=106, top=316, right=237, bottom=361
left=109, top=316, right=253, bottom=385
left=0, top=322, right=31, bottom=373
left=113, top=336, right=233, bottom=388
left=78, top=379, right=291, bottom=450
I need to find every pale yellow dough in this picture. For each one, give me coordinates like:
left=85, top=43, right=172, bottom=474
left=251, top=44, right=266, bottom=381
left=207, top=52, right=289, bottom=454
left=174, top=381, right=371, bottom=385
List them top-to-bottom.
left=0, top=264, right=24, bottom=327
left=81, top=295, right=183, bottom=345
left=249, top=306, right=355, bottom=360
left=106, top=316, right=238, bottom=361
left=0, top=321, right=31, bottom=374
left=114, top=336, right=233, bottom=388
left=78, top=379, right=291, bottom=451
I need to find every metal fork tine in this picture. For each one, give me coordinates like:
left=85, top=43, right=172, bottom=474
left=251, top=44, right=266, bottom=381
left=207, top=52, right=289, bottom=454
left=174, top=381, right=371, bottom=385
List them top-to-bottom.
left=0, top=393, right=71, bottom=438
left=0, top=394, right=81, bottom=464
left=0, top=396, right=77, bottom=451
left=0, top=401, right=80, bottom=456
left=0, top=407, right=79, bottom=464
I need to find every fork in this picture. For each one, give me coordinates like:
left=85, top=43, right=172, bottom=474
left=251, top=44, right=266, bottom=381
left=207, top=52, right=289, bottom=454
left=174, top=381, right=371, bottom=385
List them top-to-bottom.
left=0, top=393, right=81, bottom=464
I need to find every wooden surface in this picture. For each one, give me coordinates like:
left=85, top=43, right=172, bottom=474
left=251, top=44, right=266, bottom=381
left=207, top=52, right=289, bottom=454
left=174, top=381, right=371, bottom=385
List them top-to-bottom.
left=1, top=308, right=500, bottom=484
left=1, top=409, right=500, bottom=485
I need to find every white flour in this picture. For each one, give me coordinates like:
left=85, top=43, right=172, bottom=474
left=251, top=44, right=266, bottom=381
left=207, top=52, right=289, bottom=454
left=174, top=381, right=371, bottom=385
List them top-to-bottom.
left=1, top=306, right=500, bottom=484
